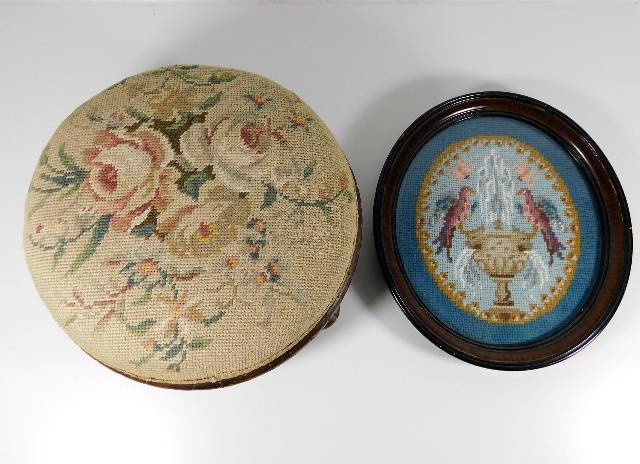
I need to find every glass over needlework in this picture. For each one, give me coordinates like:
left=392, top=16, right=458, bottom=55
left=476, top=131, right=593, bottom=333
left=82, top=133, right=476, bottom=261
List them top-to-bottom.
left=24, top=65, right=359, bottom=386
left=395, top=117, right=603, bottom=346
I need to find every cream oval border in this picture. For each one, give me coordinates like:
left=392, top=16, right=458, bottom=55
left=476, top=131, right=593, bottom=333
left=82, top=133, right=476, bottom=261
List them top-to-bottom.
left=416, top=135, right=581, bottom=324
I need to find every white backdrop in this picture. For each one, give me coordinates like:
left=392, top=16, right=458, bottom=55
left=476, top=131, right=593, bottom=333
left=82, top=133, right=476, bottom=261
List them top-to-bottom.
left=1, top=2, right=638, bottom=463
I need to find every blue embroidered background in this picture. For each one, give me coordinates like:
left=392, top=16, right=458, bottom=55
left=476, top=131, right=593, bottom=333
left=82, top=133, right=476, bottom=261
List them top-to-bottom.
left=395, top=116, right=603, bottom=346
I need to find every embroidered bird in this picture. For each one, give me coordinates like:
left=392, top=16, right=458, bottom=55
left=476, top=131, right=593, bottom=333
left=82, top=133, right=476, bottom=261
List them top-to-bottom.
left=432, top=186, right=475, bottom=262
left=517, top=188, right=565, bottom=265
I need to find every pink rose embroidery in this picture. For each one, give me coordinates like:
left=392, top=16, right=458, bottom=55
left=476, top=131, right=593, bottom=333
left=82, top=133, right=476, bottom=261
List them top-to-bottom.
left=82, top=130, right=169, bottom=232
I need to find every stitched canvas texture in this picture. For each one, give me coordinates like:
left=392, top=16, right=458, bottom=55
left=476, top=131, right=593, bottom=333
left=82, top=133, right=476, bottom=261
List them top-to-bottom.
left=24, top=65, right=359, bottom=384
left=395, top=117, right=603, bottom=346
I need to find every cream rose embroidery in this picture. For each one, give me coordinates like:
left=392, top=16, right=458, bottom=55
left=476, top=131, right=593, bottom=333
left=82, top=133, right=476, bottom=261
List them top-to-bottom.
left=181, top=116, right=284, bottom=192
left=156, top=182, right=250, bottom=258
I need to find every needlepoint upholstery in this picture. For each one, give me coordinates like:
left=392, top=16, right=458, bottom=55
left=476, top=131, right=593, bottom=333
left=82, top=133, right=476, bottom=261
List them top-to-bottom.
left=24, top=65, right=360, bottom=388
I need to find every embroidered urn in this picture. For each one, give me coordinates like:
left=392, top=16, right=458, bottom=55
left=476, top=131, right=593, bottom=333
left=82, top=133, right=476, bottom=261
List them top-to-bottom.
left=24, top=65, right=360, bottom=388
left=463, top=223, right=536, bottom=323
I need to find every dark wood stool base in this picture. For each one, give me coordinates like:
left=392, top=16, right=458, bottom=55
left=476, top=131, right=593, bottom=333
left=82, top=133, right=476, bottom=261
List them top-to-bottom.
left=323, top=305, right=340, bottom=329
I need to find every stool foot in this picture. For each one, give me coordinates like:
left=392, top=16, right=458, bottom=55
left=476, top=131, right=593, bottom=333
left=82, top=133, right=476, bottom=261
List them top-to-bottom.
left=323, top=305, right=340, bottom=329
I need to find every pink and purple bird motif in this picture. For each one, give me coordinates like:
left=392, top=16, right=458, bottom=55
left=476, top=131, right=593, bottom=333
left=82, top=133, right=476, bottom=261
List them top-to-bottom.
left=431, top=185, right=566, bottom=266
left=432, top=186, right=475, bottom=262
left=516, top=188, right=566, bottom=265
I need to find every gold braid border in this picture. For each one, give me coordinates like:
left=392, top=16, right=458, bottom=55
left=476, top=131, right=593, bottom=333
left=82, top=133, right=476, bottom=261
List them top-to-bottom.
left=416, top=135, right=581, bottom=324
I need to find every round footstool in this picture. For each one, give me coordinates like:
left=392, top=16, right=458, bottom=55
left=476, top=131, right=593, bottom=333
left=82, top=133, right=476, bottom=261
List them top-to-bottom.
left=24, top=65, right=361, bottom=388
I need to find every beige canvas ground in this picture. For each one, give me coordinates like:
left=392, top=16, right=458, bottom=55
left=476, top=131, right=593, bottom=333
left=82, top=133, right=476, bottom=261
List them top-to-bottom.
left=24, top=65, right=359, bottom=386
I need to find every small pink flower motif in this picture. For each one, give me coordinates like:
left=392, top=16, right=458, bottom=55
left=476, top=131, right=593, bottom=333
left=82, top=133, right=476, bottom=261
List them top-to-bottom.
left=450, top=160, right=474, bottom=182
left=515, top=162, right=538, bottom=185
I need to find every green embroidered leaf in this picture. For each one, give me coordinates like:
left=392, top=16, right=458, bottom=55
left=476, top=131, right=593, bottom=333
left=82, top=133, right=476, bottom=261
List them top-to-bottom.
left=208, top=72, right=237, bottom=84
left=199, top=92, right=222, bottom=110
left=125, top=107, right=150, bottom=121
left=87, top=110, right=103, bottom=122
left=164, top=115, right=185, bottom=132
left=58, top=144, right=85, bottom=172
left=38, top=147, right=49, bottom=166
left=303, top=161, right=316, bottom=178
left=40, top=168, right=88, bottom=190
left=181, top=170, right=213, bottom=200
left=40, top=173, right=77, bottom=187
left=59, top=181, right=83, bottom=197
left=261, top=185, right=277, bottom=209
left=30, top=186, right=65, bottom=194
left=344, top=190, right=354, bottom=202
left=322, top=206, right=334, bottom=224
left=69, top=215, right=111, bottom=272
left=131, top=219, right=157, bottom=238
left=131, top=222, right=156, bottom=238
left=52, top=244, right=65, bottom=265
left=172, top=267, right=205, bottom=280
left=133, top=289, right=153, bottom=306
left=115, top=299, right=127, bottom=322
left=203, top=310, right=225, bottom=327
left=63, top=315, right=77, bottom=328
left=127, top=319, right=156, bottom=334
left=187, top=338, right=212, bottom=350
left=163, top=340, right=185, bottom=360
left=131, top=352, right=155, bottom=367
left=167, top=352, right=187, bottom=371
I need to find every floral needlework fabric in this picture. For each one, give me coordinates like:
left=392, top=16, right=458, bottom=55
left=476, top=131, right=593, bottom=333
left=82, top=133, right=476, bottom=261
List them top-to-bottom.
left=24, top=65, right=359, bottom=385
left=395, top=117, right=603, bottom=346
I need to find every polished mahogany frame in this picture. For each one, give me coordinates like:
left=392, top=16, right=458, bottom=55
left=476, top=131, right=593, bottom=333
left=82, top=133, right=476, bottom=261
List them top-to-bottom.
left=374, top=92, right=632, bottom=370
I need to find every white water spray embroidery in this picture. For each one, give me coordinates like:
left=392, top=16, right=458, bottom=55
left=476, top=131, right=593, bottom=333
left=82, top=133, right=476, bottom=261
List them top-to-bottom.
left=454, top=149, right=550, bottom=311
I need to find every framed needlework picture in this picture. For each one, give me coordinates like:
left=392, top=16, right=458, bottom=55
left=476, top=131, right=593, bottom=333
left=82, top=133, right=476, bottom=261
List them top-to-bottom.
left=374, top=92, right=631, bottom=369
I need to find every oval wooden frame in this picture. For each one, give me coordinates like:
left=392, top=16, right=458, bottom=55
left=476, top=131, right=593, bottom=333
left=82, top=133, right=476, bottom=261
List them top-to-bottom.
left=374, top=91, right=632, bottom=370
